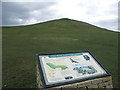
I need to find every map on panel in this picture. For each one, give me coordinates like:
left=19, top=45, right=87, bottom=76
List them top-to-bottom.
left=38, top=51, right=108, bottom=87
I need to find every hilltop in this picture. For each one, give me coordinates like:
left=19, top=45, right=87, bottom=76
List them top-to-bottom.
left=2, top=18, right=118, bottom=88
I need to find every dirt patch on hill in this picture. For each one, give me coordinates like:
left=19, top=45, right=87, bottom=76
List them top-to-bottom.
left=32, top=37, right=79, bottom=41
left=42, top=37, right=79, bottom=40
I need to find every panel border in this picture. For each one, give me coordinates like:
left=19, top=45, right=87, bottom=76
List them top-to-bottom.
left=37, top=51, right=111, bottom=88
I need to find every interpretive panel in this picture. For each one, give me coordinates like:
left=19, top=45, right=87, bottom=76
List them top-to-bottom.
left=38, top=51, right=110, bottom=88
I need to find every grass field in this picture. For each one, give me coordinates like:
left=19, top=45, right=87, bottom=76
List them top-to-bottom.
left=2, top=18, right=119, bottom=88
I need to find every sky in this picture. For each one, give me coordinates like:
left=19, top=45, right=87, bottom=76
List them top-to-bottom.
left=1, top=0, right=119, bottom=32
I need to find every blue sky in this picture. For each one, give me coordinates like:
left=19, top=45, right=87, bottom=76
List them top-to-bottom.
left=1, top=0, right=119, bottom=32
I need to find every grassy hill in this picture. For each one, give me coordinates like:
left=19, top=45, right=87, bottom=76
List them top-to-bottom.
left=2, top=18, right=119, bottom=88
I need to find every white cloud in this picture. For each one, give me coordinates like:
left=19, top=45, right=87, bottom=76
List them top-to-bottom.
left=2, top=0, right=55, bottom=2
left=17, top=18, right=23, bottom=23
left=25, top=18, right=37, bottom=25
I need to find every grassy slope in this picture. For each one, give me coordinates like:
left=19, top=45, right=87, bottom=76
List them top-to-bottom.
left=2, top=18, right=118, bottom=88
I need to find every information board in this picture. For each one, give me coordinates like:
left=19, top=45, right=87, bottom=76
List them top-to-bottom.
left=38, top=51, right=110, bottom=88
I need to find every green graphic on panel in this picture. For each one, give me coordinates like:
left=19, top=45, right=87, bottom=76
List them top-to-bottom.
left=46, top=63, right=68, bottom=70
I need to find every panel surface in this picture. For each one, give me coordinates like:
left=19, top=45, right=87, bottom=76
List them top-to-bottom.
left=38, top=51, right=110, bottom=88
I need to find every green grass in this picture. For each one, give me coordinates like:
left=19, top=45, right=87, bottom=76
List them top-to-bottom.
left=2, top=18, right=119, bottom=88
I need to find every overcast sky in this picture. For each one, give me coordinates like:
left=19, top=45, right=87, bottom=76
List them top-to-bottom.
left=1, top=0, right=119, bottom=32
